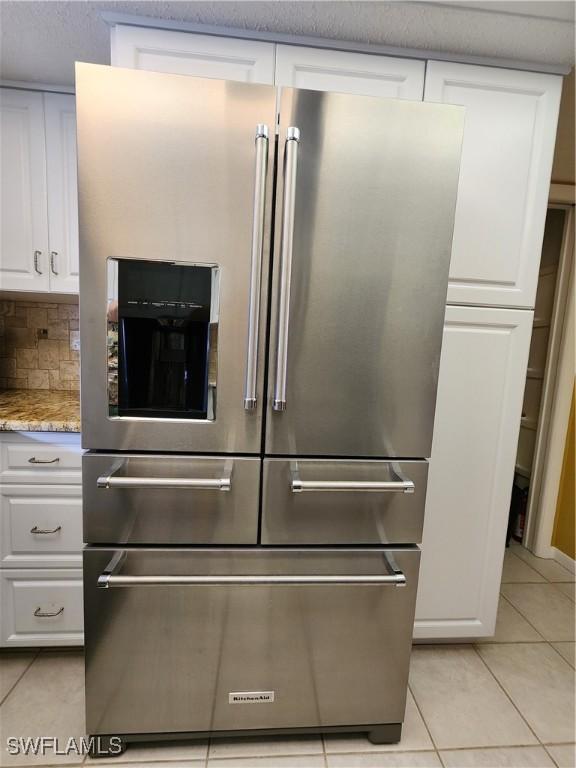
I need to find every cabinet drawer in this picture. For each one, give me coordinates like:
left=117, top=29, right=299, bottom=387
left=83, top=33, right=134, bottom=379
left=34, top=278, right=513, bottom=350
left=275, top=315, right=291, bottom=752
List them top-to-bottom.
left=1, top=441, right=82, bottom=484
left=262, top=459, right=428, bottom=545
left=1, top=485, right=82, bottom=567
left=1, top=569, right=83, bottom=647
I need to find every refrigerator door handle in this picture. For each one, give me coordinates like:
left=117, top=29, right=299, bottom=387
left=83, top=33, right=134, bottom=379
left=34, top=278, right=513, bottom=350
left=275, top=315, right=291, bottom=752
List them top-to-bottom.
left=244, top=124, right=269, bottom=410
left=273, top=126, right=301, bottom=412
left=97, top=461, right=232, bottom=491
left=290, top=463, right=415, bottom=494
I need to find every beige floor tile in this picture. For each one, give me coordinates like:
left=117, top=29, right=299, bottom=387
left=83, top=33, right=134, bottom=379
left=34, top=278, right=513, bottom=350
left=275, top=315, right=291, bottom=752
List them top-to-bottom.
left=509, top=544, right=574, bottom=583
left=501, top=551, right=546, bottom=584
left=554, top=583, right=576, bottom=603
left=500, top=584, right=575, bottom=641
left=475, top=597, right=544, bottom=643
left=477, top=643, right=575, bottom=744
left=552, top=643, right=576, bottom=669
left=408, top=646, right=536, bottom=750
left=0, top=651, right=85, bottom=766
left=0, top=652, right=37, bottom=703
left=324, top=692, right=432, bottom=754
left=208, top=735, right=322, bottom=759
left=106, top=740, right=208, bottom=763
left=546, top=744, right=576, bottom=768
left=441, top=746, right=554, bottom=767
left=326, top=752, right=441, bottom=767
left=208, top=756, right=325, bottom=767
left=109, top=763, right=204, bottom=768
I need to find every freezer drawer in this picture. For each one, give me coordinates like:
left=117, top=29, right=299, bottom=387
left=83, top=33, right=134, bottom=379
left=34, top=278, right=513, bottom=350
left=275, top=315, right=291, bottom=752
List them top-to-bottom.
left=83, top=454, right=259, bottom=545
left=262, top=459, right=428, bottom=544
left=84, top=547, right=419, bottom=737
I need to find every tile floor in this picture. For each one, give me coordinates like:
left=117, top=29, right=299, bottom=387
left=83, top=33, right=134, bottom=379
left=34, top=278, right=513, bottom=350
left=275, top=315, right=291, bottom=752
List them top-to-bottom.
left=0, top=544, right=574, bottom=768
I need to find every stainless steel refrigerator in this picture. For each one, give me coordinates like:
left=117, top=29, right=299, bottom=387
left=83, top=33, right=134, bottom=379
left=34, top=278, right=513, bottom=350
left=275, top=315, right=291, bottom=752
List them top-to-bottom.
left=77, top=62, right=463, bottom=753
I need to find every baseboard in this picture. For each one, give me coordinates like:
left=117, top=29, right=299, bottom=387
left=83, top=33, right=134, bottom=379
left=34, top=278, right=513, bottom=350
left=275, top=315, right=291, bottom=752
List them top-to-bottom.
left=551, top=546, right=576, bottom=574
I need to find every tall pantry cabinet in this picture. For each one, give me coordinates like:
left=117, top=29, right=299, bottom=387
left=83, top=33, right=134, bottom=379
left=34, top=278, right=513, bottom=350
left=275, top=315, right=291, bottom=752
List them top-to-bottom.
left=108, top=24, right=562, bottom=640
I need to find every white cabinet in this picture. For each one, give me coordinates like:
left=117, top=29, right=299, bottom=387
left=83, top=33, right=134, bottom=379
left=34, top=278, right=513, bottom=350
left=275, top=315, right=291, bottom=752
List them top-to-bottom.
left=111, top=25, right=275, bottom=84
left=275, top=44, right=424, bottom=99
left=425, top=62, right=562, bottom=309
left=0, top=89, right=79, bottom=295
left=0, top=89, right=50, bottom=291
left=45, top=94, right=79, bottom=293
left=414, top=305, right=533, bottom=639
left=0, top=433, right=83, bottom=646
left=1, top=569, right=83, bottom=647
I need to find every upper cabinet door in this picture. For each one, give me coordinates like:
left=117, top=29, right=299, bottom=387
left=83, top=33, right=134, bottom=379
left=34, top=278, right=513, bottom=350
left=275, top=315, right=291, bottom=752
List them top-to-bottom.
left=111, top=25, right=275, bottom=84
left=275, top=44, right=425, bottom=99
left=425, top=62, right=562, bottom=308
left=0, top=89, right=50, bottom=291
left=45, top=94, right=79, bottom=294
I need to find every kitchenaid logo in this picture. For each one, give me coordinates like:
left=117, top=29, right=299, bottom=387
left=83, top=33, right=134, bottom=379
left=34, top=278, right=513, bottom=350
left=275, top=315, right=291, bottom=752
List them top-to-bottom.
left=229, top=691, right=275, bottom=704
left=5, top=736, right=123, bottom=757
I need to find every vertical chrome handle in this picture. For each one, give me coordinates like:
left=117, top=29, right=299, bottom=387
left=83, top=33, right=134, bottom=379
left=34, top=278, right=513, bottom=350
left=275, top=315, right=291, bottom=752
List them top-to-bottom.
left=244, top=124, right=269, bottom=410
left=273, top=126, right=300, bottom=412
left=34, top=250, right=42, bottom=274
left=50, top=251, right=59, bottom=275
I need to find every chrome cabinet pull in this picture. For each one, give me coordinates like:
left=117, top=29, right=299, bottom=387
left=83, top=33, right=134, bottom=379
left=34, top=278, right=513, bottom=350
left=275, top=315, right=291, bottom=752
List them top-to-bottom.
left=244, top=124, right=269, bottom=411
left=273, top=126, right=300, bottom=412
left=33, top=250, right=43, bottom=274
left=50, top=251, right=59, bottom=275
left=28, top=456, right=60, bottom=464
left=97, top=463, right=232, bottom=491
left=291, top=479, right=415, bottom=494
left=30, top=525, right=62, bottom=535
left=98, top=573, right=406, bottom=588
left=34, top=606, right=64, bottom=617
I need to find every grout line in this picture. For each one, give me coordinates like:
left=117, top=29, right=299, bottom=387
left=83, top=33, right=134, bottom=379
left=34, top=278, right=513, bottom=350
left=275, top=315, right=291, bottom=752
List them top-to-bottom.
left=498, top=592, right=547, bottom=641
left=547, top=641, right=576, bottom=670
left=472, top=644, right=543, bottom=747
left=0, top=649, right=40, bottom=707
left=408, top=681, right=440, bottom=755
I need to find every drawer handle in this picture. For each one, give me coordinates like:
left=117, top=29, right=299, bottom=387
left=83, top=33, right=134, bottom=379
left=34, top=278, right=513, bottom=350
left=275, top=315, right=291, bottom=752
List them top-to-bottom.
left=28, top=456, right=60, bottom=464
left=97, top=461, right=232, bottom=491
left=290, top=462, right=415, bottom=494
left=30, top=525, right=62, bottom=535
left=97, top=550, right=406, bottom=588
left=98, top=573, right=406, bottom=588
left=34, top=606, right=64, bottom=618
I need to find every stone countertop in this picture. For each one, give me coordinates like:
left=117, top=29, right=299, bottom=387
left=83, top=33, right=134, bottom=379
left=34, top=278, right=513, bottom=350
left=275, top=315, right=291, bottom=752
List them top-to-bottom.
left=0, top=389, right=80, bottom=432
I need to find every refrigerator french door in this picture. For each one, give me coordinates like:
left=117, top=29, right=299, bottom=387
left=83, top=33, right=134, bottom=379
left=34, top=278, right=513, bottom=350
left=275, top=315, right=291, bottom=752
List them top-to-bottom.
left=77, top=62, right=464, bottom=751
left=77, top=64, right=276, bottom=454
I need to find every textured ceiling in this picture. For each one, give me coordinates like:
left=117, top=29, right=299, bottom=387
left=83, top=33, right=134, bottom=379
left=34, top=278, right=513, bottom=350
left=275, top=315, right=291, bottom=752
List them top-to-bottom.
left=0, top=1, right=574, bottom=87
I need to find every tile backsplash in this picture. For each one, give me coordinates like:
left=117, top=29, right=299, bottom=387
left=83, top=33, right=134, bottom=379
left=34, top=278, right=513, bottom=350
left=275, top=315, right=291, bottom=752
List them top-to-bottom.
left=0, top=299, right=80, bottom=391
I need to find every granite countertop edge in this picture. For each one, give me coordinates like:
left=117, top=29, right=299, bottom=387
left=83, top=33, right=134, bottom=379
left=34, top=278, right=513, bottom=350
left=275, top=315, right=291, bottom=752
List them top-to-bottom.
left=0, top=419, right=81, bottom=433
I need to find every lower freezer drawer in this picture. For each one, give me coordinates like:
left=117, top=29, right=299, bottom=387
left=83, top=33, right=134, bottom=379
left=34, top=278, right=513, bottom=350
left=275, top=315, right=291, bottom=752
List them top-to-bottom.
left=84, top=547, right=420, bottom=736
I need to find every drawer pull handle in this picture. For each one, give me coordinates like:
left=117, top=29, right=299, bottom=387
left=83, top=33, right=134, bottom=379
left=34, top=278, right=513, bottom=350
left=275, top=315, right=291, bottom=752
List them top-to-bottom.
left=28, top=456, right=60, bottom=464
left=97, top=461, right=232, bottom=491
left=290, top=463, right=415, bottom=494
left=30, top=525, right=62, bottom=535
left=98, top=573, right=406, bottom=588
left=34, top=606, right=64, bottom=618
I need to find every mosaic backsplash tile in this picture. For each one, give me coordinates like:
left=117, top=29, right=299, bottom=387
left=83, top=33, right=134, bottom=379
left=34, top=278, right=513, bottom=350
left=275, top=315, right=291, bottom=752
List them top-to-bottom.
left=0, top=299, right=80, bottom=391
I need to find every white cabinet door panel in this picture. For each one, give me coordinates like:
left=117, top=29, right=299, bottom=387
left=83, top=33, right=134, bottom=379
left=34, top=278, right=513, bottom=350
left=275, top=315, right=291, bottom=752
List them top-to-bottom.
left=111, top=25, right=275, bottom=84
left=275, top=44, right=424, bottom=99
left=425, top=62, right=561, bottom=308
left=0, top=89, right=50, bottom=291
left=45, top=93, right=79, bottom=293
left=414, top=305, right=532, bottom=639
left=1, top=485, right=82, bottom=568
left=0, top=569, right=83, bottom=646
